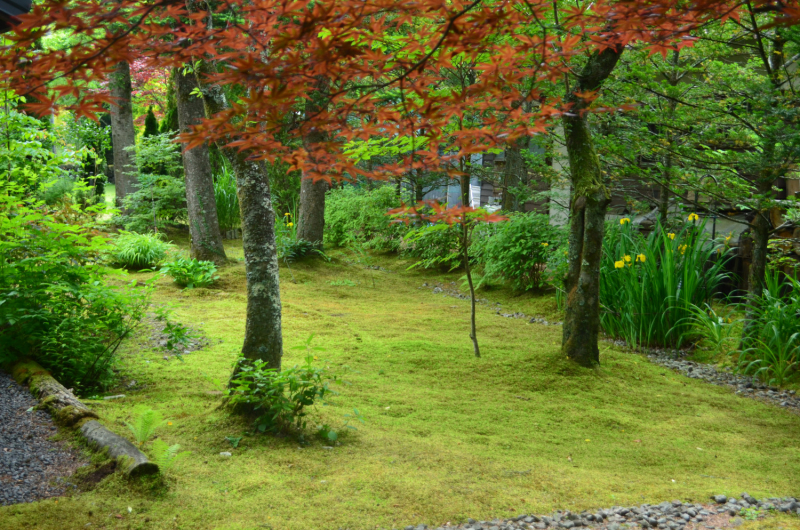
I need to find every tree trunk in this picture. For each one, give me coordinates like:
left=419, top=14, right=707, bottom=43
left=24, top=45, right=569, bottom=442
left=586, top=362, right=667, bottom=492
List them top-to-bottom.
left=560, top=45, right=622, bottom=367
left=109, top=61, right=137, bottom=209
left=174, top=67, right=227, bottom=264
left=193, top=68, right=283, bottom=373
left=297, top=78, right=329, bottom=249
left=502, top=140, right=524, bottom=211
left=297, top=177, right=328, bottom=247
left=742, top=177, right=774, bottom=341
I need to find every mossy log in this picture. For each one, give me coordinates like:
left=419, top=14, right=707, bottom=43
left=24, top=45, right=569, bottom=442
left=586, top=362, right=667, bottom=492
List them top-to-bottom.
left=11, top=359, right=99, bottom=427
left=80, top=420, right=159, bottom=476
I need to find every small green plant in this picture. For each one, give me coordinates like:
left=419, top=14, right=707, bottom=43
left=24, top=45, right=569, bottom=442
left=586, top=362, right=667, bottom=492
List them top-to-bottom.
left=109, top=231, right=172, bottom=269
left=160, top=257, right=219, bottom=288
left=329, top=279, right=356, bottom=287
left=153, top=307, right=197, bottom=359
left=227, top=335, right=339, bottom=435
left=125, top=408, right=167, bottom=446
left=225, top=436, right=243, bottom=448
left=150, top=438, right=190, bottom=473
left=740, top=507, right=763, bottom=521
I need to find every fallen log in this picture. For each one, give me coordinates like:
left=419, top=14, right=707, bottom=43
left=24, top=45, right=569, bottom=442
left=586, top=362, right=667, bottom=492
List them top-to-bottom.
left=10, top=359, right=159, bottom=476
left=11, top=359, right=99, bottom=427
left=80, top=420, right=159, bottom=476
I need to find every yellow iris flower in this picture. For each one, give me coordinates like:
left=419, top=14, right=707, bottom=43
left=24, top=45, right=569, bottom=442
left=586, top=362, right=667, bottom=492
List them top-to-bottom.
left=688, top=213, right=699, bottom=221
left=620, top=218, right=631, bottom=225
left=288, top=222, right=294, bottom=227
left=668, top=233, right=675, bottom=240
left=636, top=254, right=646, bottom=262
left=623, top=255, right=632, bottom=263
left=614, top=260, right=624, bottom=269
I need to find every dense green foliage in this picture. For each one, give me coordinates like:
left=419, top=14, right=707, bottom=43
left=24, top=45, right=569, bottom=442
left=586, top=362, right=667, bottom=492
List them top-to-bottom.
left=119, top=132, right=186, bottom=232
left=213, top=164, right=241, bottom=232
left=324, top=186, right=403, bottom=250
left=0, top=195, right=149, bottom=392
left=475, top=212, right=563, bottom=291
left=599, top=218, right=732, bottom=349
left=108, top=231, right=172, bottom=269
left=160, top=258, right=219, bottom=288
left=737, top=271, right=800, bottom=386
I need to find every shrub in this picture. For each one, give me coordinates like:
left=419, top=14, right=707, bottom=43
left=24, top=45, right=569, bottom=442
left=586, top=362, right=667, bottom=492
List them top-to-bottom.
left=118, top=132, right=187, bottom=233
left=213, top=164, right=241, bottom=232
left=119, top=173, right=187, bottom=233
left=325, top=186, right=405, bottom=251
left=0, top=195, right=150, bottom=392
left=477, top=212, right=564, bottom=291
left=599, top=218, right=732, bottom=348
left=402, top=222, right=463, bottom=270
left=109, top=231, right=172, bottom=269
left=160, top=258, right=219, bottom=288
left=736, top=271, right=800, bottom=386
left=227, top=355, right=338, bottom=435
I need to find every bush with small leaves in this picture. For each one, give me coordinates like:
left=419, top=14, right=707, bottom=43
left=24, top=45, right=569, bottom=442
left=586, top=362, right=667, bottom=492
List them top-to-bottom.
left=160, top=258, right=219, bottom=288
left=227, top=347, right=338, bottom=436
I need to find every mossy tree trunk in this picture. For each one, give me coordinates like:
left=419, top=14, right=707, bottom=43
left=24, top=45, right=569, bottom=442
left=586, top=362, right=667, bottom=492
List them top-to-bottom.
left=561, top=46, right=623, bottom=367
left=109, top=61, right=137, bottom=209
left=174, top=67, right=227, bottom=265
left=193, top=68, right=283, bottom=374
left=297, top=78, right=330, bottom=249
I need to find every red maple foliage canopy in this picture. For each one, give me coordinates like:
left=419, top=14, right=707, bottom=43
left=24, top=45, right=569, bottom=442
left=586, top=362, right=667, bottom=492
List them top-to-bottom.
left=2, top=0, right=750, bottom=183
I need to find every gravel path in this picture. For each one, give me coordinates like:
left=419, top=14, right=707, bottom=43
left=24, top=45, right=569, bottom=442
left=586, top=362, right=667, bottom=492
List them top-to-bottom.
left=646, top=352, right=800, bottom=413
left=0, top=370, right=86, bottom=506
left=417, top=495, right=799, bottom=530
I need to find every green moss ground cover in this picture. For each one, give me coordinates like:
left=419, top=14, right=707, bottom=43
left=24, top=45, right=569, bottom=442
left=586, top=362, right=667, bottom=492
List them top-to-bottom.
left=1, top=242, right=799, bottom=530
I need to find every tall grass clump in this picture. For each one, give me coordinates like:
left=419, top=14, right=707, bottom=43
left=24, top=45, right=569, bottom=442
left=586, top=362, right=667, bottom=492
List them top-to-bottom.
left=214, top=164, right=241, bottom=232
left=599, top=217, right=732, bottom=348
left=108, top=231, right=172, bottom=269
left=736, top=270, right=800, bottom=386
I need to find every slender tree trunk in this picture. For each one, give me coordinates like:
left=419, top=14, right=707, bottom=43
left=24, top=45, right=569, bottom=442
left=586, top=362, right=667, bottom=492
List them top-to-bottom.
left=560, top=46, right=622, bottom=367
left=109, top=61, right=137, bottom=209
left=174, top=67, right=227, bottom=264
left=193, top=68, right=283, bottom=374
left=297, top=78, right=329, bottom=249
left=502, top=140, right=524, bottom=211
left=742, top=176, right=774, bottom=340
left=415, top=177, right=424, bottom=202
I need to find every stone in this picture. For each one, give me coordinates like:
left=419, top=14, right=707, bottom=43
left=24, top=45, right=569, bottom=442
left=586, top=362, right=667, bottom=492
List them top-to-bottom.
left=219, top=452, right=232, bottom=457
left=713, top=495, right=727, bottom=504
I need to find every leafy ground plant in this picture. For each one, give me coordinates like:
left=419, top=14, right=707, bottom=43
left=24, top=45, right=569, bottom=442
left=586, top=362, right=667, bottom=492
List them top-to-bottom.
left=109, top=231, right=172, bottom=269
left=160, top=257, right=219, bottom=288
left=737, top=271, right=800, bottom=386
left=227, top=335, right=339, bottom=436
left=125, top=407, right=167, bottom=446
left=150, top=438, right=190, bottom=474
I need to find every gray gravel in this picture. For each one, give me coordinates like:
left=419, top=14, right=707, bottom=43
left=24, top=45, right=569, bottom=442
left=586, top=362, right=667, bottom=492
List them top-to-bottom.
left=645, top=350, right=800, bottom=413
left=0, top=370, right=86, bottom=506
left=402, top=495, right=799, bottom=530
